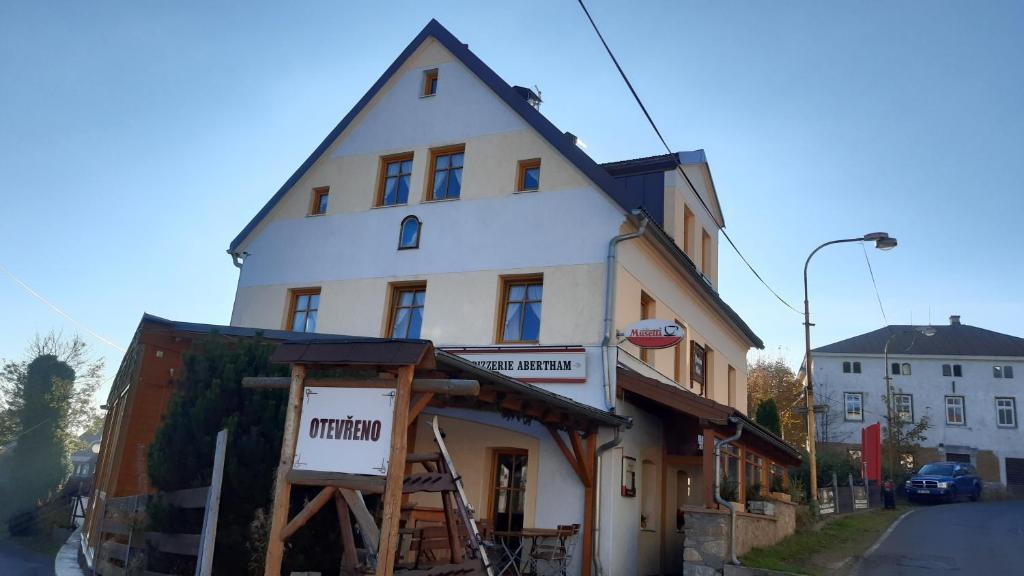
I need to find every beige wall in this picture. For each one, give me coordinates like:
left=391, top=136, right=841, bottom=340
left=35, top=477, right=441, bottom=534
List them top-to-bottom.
left=615, top=238, right=751, bottom=413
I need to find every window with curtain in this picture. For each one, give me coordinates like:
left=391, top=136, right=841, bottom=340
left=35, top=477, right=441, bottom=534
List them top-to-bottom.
left=428, top=145, right=464, bottom=200
left=378, top=153, right=414, bottom=206
left=499, top=276, right=543, bottom=343
left=388, top=284, right=426, bottom=339
left=288, top=289, right=320, bottom=333
left=946, top=396, right=965, bottom=425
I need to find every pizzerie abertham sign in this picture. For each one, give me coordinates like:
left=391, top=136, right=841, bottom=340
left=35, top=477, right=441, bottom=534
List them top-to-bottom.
left=445, top=347, right=587, bottom=383
left=293, top=387, right=395, bottom=476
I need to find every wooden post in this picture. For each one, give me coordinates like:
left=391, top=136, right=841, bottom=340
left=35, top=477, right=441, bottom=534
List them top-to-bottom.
left=264, top=364, right=306, bottom=576
left=375, top=365, right=414, bottom=576
left=196, top=428, right=228, bottom=576
left=580, top=428, right=597, bottom=576
left=702, top=428, right=715, bottom=509
left=334, top=491, right=358, bottom=572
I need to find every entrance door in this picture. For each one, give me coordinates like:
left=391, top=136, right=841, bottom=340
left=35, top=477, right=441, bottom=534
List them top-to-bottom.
left=490, top=449, right=528, bottom=533
left=1006, top=458, right=1024, bottom=496
left=638, top=459, right=660, bottom=576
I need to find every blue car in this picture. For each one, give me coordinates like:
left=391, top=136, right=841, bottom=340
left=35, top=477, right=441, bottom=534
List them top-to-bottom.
left=905, top=461, right=982, bottom=503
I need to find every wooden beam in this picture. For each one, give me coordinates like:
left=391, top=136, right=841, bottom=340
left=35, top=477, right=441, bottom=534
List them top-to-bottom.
left=264, top=364, right=305, bottom=576
left=376, top=365, right=414, bottom=576
left=242, top=376, right=478, bottom=396
left=477, top=388, right=497, bottom=404
left=409, top=393, right=435, bottom=422
left=499, top=395, right=524, bottom=412
left=546, top=426, right=588, bottom=485
left=580, top=428, right=597, bottom=576
left=702, top=428, right=715, bottom=509
left=569, top=431, right=592, bottom=486
left=286, top=469, right=385, bottom=492
left=280, top=486, right=335, bottom=541
left=339, top=488, right=379, bottom=555
left=334, top=492, right=358, bottom=572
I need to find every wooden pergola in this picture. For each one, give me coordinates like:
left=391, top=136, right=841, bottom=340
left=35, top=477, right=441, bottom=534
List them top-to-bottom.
left=255, top=337, right=627, bottom=576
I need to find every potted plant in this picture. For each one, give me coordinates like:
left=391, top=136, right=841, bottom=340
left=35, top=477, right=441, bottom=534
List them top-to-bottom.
left=769, top=473, right=791, bottom=502
left=719, top=478, right=739, bottom=507
left=746, top=482, right=775, bottom=515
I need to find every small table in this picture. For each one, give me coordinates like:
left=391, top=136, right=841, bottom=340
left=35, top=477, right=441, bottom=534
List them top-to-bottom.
left=492, top=529, right=565, bottom=576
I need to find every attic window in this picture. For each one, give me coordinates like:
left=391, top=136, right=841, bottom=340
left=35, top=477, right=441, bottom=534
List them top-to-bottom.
left=422, top=69, right=438, bottom=97
left=516, top=158, right=541, bottom=192
left=310, top=187, right=329, bottom=216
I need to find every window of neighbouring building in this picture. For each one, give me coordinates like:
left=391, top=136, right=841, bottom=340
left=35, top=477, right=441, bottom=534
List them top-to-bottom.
left=422, top=68, right=438, bottom=97
left=427, top=145, right=464, bottom=201
left=378, top=153, right=414, bottom=206
left=516, top=158, right=541, bottom=192
left=310, top=186, right=329, bottom=216
left=398, top=215, right=421, bottom=249
left=498, top=275, right=543, bottom=343
left=387, top=283, right=426, bottom=339
left=287, top=288, right=320, bottom=333
left=843, top=361, right=851, bottom=373
left=853, top=361, right=861, bottom=373
left=891, top=362, right=900, bottom=376
left=901, top=363, right=912, bottom=376
left=943, top=364, right=951, bottom=377
left=953, top=364, right=962, bottom=377
left=995, top=366, right=1003, bottom=378
left=1005, top=366, right=1015, bottom=378
left=845, top=392, right=864, bottom=421
left=895, top=394, right=914, bottom=422
left=945, top=396, right=965, bottom=425
left=997, top=397, right=1017, bottom=428
left=490, top=449, right=527, bottom=533
left=946, top=452, right=971, bottom=463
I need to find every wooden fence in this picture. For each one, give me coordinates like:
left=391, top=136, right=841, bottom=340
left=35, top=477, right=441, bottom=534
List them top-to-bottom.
left=92, top=429, right=226, bottom=576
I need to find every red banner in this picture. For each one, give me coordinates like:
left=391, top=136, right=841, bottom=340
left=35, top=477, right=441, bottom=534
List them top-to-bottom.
left=862, top=423, right=882, bottom=482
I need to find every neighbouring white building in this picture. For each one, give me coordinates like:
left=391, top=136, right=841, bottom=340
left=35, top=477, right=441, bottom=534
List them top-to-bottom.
left=224, top=19, right=799, bottom=576
left=812, top=315, right=1024, bottom=490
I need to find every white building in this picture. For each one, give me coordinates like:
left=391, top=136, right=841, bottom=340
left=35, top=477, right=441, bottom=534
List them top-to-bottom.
left=226, top=19, right=799, bottom=575
left=812, top=315, right=1024, bottom=489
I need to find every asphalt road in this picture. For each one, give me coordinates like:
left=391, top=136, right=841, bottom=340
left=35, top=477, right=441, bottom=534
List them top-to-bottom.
left=856, top=500, right=1024, bottom=575
left=0, top=538, right=55, bottom=576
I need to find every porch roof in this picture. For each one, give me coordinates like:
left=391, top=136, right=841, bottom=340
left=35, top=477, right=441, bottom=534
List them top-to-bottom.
left=271, top=339, right=630, bottom=431
left=617, top=366, right=801, bottom=466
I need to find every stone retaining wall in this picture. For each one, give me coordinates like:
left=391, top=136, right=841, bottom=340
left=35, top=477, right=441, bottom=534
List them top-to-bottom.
left=682, top=500, right=797, bottom=576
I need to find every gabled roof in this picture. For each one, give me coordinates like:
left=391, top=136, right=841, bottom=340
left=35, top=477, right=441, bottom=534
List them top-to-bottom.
left=229, top=19, right=633, bottom=254
left=813, top=323, right=1024, bottom=358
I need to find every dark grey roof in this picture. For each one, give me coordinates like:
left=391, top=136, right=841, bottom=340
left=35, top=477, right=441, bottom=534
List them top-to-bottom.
left=601, top=150, right=707, bottom=176
left=142, top=313, right=316, bottom=342
left=813, top=324, right=1024, bottom=358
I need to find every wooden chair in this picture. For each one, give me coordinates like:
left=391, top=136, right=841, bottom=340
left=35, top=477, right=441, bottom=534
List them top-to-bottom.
left=526, top=524, right=579, bottom=576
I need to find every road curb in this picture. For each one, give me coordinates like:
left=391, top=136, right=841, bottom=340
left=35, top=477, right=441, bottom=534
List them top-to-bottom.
left=846, top=508, right=915, bottom=575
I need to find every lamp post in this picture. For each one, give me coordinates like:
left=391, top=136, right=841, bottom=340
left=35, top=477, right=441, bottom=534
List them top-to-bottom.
left=803, top=232, right=897, bottom=505
left=883, top=326, right=935, bottom=480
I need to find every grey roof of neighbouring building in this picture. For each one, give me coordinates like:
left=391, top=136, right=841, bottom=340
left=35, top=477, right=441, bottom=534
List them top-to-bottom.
left=813, top=324, right=1024, bottom=358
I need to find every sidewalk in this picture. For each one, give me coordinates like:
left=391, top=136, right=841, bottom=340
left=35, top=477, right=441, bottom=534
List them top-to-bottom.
left=54, top=529, right=87, bottom=576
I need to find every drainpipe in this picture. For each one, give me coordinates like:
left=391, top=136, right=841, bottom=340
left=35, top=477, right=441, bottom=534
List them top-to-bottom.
left=601, top=211, right=649, bottom=411
left=229, top=251, right=245, bottom=269
left=714, top=417, right=744, bottom=566
left=592, top=424, right=627, bottom=576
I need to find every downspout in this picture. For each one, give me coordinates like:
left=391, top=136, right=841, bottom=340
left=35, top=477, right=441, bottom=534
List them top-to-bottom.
left=602, top=211, right=649, bottom=411
left=229, top=251, right=244, bottom=269
left=714, top=417, right=744, bottom=566
left=592, top=423, right=627, bottom=576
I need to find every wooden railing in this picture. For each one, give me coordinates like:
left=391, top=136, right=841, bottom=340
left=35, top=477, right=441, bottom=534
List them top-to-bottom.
left=92, top=429, right=226, bottom=576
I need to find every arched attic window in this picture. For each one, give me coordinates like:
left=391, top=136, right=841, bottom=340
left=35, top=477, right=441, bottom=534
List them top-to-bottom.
left=398, top=215, right=421, bottom=250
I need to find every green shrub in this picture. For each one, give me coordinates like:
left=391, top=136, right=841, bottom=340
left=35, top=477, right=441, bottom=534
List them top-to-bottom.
left=719, top=479, right=739, bottom=502
left=746, top=481, right=764, bottom=502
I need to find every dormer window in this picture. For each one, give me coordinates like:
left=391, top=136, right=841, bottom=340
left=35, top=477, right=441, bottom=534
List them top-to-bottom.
left=422, top=68, right=438, bottom=97
left=398, top=216, right=421, bottom=250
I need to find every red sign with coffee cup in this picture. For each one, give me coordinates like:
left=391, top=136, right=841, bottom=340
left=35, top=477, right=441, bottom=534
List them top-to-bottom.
left=623, top=320, right=685, bottom=349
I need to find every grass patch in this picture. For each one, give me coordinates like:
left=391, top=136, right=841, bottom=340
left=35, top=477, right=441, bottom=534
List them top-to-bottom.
left=741, top=507, right=905, bottom=575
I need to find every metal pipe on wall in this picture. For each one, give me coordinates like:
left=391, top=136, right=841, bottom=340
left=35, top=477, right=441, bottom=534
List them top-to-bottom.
left=714, top=417, right=744, bottom=566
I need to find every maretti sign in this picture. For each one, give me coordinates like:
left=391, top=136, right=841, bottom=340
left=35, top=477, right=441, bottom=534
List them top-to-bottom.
left=624, top=320, right=685, bottom=349
left=446, top=348, right=587, bottom=383
left=293, top=387, right=395, bottom=476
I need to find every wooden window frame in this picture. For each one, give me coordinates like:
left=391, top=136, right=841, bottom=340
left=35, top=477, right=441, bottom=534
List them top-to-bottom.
left=422, top=68, right=438, bottom=97
left=425, top=144, right=465, bottom=201
left=376, top=152, right=415, bottom=207
left=516, top=158, right=541, bottom=192
left=309, top=186, right=330, bottom=216
left=682, top=205, right=694, bottom=256
left=496, top=274, right=543, bottom=344
left=385, top=282, right=427, bottom=339
left=285, top=287, right=321, bottom=333
left=639, top=292, right=655, bottom=363
left=487, top=448, right=529, bottom=532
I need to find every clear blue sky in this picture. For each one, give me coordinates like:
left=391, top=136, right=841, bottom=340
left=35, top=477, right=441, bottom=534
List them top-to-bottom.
left=2, top=1, right=1022, bottom=403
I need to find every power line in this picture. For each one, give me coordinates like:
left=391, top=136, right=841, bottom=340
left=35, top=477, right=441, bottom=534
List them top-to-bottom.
left=575, top=0, right=801, bottom=315
left=861, top=243, right=888, bottom=324
left=0, top=262, right=126, bottom=353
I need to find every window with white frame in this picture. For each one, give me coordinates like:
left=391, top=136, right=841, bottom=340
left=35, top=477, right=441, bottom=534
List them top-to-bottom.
left=901, top=363, right=911, bottom=376
left=995, top=365, right=1014, bottom=379
left=845, top=392, right=864, bottom=421
left=894, top=394, right=913, bottom=422
left=945, top=396, right=965, bottom=425
left=996, top=397, right=1016, bottom=428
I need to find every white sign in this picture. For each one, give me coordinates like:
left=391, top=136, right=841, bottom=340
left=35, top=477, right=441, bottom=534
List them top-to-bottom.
left=623, top=320, right=685, bottom=349
left=446, top=348, right=587, bottom=383
left=293, top=387, right=395, bottom=476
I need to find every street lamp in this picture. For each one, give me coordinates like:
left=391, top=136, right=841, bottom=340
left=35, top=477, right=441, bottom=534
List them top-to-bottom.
left=803, top=232, right=897, bottom=505
left=883, top=326, right=935, bottom=480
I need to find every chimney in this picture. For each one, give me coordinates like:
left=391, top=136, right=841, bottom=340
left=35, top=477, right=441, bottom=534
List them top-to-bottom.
left=512, top=85, right=542, bottom=110
left=949, top=315, right=961, bottom=326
